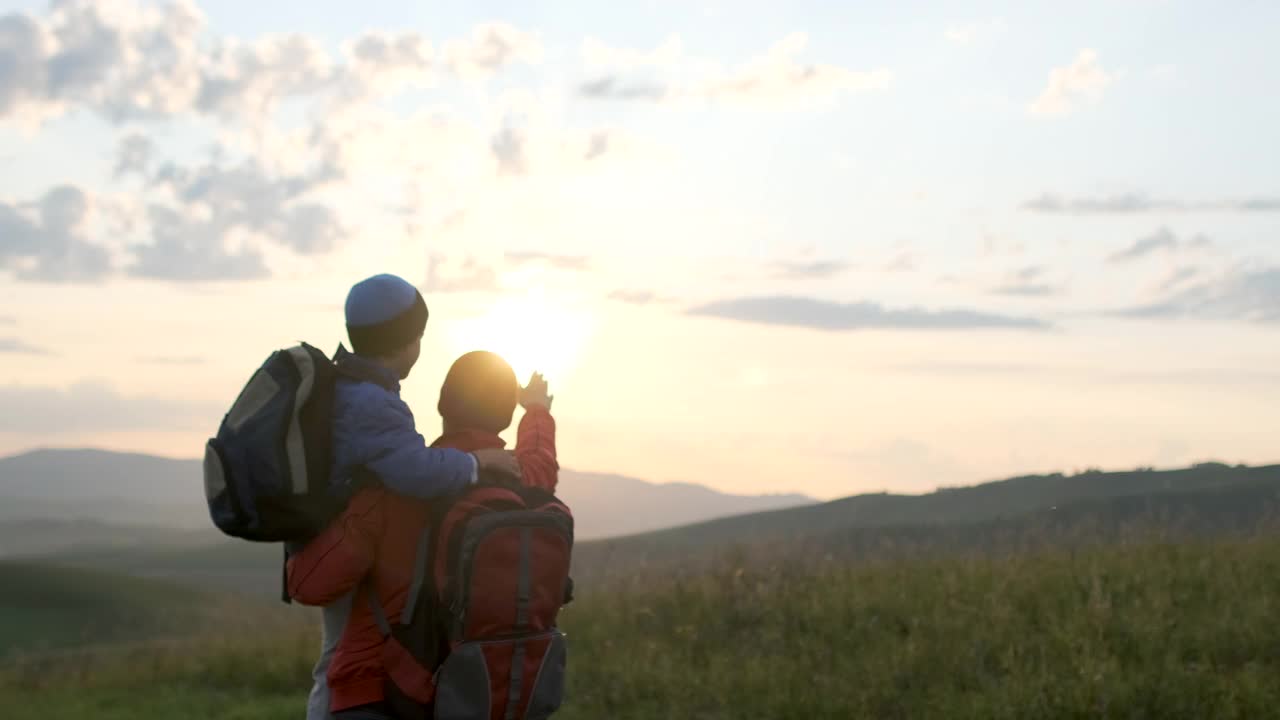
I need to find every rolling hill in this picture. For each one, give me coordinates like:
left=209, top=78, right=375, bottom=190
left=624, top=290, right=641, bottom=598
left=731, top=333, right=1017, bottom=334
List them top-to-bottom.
left=0, top=448, right=813, bottom=543
left=31, top=460, right=1280, bottom=597
left=568, top=462, right=1280, bottom=582
left=589, top=462, right=1280, bottom=549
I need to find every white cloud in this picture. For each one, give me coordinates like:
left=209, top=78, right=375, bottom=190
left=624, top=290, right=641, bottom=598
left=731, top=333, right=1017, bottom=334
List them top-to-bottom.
left=0, top=0, right=207, bottom=125
left=0, top=2, right=541, bottom=126
left=0, top=3, right=607, bottom=286
left=443, top=23, right=542, bottom=78
left=339, top=31, right=434, bottom=99
left=579, top=32, right=891, bottom=108
left=195, top=33, right=335, bottom=119
left=582, top=35, right=683, bottom=70
left=1028, top=49, right=1112, bottom=116
left=0, top=185, right=113, bottom=282
left=1023, top=192, right=1280, bottom=214
left=1107, top=227, right=1211, bottom=264
left=425, top=253, right=503, bottom=294
left=1119, top=266, right=1280, bottom=324
left=687, top=295, right=1048, bottom=331
left=0, top=338, right=51, bottom=355
left=0, top=379, right=217, bottom=433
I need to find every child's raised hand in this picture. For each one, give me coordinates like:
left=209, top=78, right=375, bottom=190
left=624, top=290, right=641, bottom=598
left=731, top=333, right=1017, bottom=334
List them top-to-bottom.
left=520, top=371, right=553, bottom=410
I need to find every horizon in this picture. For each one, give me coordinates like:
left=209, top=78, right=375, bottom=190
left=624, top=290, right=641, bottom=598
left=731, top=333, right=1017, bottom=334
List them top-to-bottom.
left=2, top=0, right=1278, bottom=501
left=4, top=444, right=1277, bottom=505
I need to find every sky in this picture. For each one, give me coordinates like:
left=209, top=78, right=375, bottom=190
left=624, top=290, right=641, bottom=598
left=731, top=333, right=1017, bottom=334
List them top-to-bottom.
left=1, top=0, right=1278, bottom=500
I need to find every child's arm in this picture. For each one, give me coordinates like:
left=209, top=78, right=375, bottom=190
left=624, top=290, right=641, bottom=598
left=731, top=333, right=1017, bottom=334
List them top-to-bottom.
left=515, top=372, right=559, bottom=492
left=360, top=395, right=520, bottom=499
left=287, top=488, right=384, bottom=606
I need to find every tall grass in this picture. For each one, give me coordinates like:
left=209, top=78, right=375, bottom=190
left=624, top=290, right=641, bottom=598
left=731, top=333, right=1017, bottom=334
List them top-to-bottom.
left=6, top=535, right=1280, bottom=719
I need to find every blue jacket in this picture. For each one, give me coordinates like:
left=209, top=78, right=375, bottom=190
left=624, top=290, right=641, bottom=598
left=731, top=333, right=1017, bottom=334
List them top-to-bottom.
left=330, top=345, right=476, bottom=500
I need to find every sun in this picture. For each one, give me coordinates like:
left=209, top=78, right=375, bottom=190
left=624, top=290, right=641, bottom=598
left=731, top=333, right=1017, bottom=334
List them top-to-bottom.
left=444, top=291, right=594, bottom=386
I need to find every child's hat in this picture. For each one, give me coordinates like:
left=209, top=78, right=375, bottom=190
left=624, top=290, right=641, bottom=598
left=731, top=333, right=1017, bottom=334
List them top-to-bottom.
left=345, top=274, right=428, bottom=356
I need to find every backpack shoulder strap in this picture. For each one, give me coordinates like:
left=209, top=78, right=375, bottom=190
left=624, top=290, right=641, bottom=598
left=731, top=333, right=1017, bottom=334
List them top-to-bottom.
left=364, top=522, right=435, bottom=634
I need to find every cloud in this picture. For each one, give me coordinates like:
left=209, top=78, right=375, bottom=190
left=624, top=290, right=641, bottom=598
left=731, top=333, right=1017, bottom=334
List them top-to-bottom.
left=0, top=0, right=207, bottom=124
left=0, top=2, right=540, bottom=125
left=0, top=5, right=558, bottom=285
left=944, top=18, right=1007, bottom=46
left=442, top=23, right=542, bottom=77
left=335, top=31, right=432, bottom=101
left=195, top=33, right=335, bottom=119
left=579, top=33, right=891, bottom=107
left=582, top=35, right=683, bottom=70
left=1028, top=49, right=1111, bottom=116
left=578, top=76, right=668, bottom=101
left=491, top=125, right=525, bottom=175
left=583, top=131, right=610, bottom=161
left=113, top=133, right=153, bottom=179
left=125, top=154, right=346, bottom=281
left=0, top=185, right=113, bottom=282
left=1023, top=192, right=1280, bottom=214
left=1239, top=197, right=1280, bottom=211
left=128, top=203, right=270, bottom=282
left=1107, top=227, right=1211, bottom=264
left=1109, top=227, right=1177, bottom=263
left=884, top=251, right=916, bottom=272
left=505, top=252, right=590, bottom=271
left=425, top=253, right=501, bottom=293
left=771, top=259, right=851, bottom=279
left=989, top=265, right=1062, bottom=297
left=1117, top=266, right=1280, bottom=324
left=1159, top=266, right=1201, bottom=292
left=990, top=283, right=1058, bottom=297
left=608, top=290, right=662, bottom=305
left=686, top=295, right=1048, bottom=331
left=0, top=315, right=14, bottom=325
left=0, top=338, right=50, bottom=355
left=135, top=355, right=206, bottom=365
left=887, top=361, right=1280, bottom=387
left=0, top=379, right=217, bottom=433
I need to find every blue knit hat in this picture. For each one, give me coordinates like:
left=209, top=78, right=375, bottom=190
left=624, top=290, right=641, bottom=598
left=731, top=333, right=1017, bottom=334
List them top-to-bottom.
left=344, top=274, right=428, bottom=356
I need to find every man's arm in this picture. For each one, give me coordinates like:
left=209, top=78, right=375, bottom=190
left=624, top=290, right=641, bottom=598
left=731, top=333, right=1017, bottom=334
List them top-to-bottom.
left=515, top=372, right=559, bottom=492
left=515, top=407, right=558, bottom=492
left=287, top=489, right=384, bottom=606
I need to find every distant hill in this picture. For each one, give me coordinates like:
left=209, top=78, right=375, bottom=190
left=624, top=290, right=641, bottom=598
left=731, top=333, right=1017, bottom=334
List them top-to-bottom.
left=0, top=448, right=814, bottom=543
left=0, top=449, right=208, bottom=527
left=35, top=461, right=1280, bottom=598
left=597, top=462, right=1280, bottom=549
left=572, top=463, right=1280, bottom=580
left=560, top=471, right=811, bottom=538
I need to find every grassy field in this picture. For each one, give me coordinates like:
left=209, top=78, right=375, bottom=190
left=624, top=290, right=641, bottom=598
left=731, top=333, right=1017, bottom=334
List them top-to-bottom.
left=4, top=533, right=1280, bottom=719
left=0, top=561, right=260, bottom=657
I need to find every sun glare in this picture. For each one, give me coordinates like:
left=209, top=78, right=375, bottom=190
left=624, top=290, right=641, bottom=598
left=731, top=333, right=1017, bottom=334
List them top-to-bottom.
left=445, top=292, right=594, bottom=385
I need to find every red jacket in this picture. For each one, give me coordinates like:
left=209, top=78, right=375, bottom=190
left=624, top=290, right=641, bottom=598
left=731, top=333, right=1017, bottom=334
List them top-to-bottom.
left=287, top=407, right=558, bottom=712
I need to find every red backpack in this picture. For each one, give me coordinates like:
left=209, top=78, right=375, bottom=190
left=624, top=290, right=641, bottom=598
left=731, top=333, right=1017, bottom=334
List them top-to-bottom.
left=369, top=484, right=574, bottom=720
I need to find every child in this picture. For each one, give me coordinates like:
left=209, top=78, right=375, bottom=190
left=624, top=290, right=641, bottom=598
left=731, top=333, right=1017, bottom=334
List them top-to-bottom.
left=303, top=275, right=523, bottom=720
left=289, top=351, right=558, bottom=720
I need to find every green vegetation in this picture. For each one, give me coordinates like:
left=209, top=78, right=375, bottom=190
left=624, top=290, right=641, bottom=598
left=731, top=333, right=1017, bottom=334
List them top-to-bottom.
left=5, top=462, right=1280, bottom=717
left=5, top=534, right=1280, bottom=719
left=0, top=561, right=244, bottom=656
